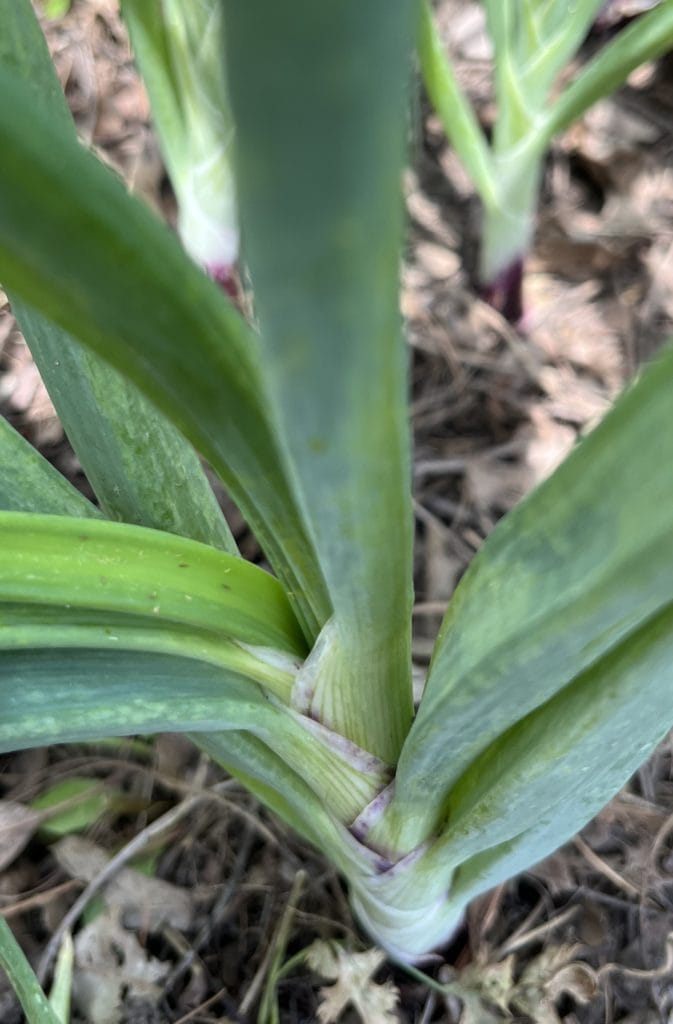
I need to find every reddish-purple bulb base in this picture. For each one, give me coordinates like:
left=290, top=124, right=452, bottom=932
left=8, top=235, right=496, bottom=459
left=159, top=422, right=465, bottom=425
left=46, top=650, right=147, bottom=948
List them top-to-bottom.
left=479, top=256, right=524, bottom=326
left=210, top=263, right=241, bottom=304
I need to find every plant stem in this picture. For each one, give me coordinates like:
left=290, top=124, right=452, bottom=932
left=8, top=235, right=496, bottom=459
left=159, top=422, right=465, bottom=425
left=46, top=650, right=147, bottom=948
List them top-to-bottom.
left=477, top=151, right=543, bottom=324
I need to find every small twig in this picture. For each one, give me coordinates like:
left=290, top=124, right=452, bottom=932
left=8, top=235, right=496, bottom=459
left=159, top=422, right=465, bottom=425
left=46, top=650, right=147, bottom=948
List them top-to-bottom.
left=412, top=601, right=449, bottom=616
left=37, top=760, right=210, bottom=984
left=650, top=809, right=673, bottom=874
left=574, top=836, right=640, bottom=900
left=1, top=879, right=82, bottom=920
left=498, top=904, right=579, bottom=958
left=598, top=933, right=673, bottom=982
left=172, top=985, right=229, bottom=1024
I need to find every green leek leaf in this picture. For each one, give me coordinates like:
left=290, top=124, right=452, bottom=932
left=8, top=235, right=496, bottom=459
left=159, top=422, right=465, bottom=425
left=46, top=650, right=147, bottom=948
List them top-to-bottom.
left=1, top=0, right=236, bottom=552
left=223, top=0, right=416, bottom=761
left=542, top=1, right=673, bottom=146
left=0, top=61, right=329, bottom=642
left=381, top=342, right=673, bottom=852
left=0, top=415, right=100, bottom=519
left=0, top=512, right=304, bottom=655
left=430, top=599, right=673, bottom=913
left=0, top=648, right=387, bottom=825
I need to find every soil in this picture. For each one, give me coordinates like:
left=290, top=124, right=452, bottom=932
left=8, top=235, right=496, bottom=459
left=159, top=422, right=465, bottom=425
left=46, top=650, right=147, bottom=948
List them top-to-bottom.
left=2, top=2, right=673, bottom=1022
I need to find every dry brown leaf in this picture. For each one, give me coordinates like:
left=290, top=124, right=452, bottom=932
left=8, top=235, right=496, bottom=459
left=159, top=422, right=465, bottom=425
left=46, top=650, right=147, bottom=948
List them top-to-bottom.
left=520, top=408, right=577, bottom=485
left=464, top=451, right=530, bottom=514
left=0, top=800, right=42, bottom=871
left=52, top=835, right=194, bottom=930
left=72, top=910, right=168, bottom=1024
left=306, top=942, right=400, bottom=1024
left=512, top=944, right=597, bottom=1023
left=464, top=956, right=515, bottom=1015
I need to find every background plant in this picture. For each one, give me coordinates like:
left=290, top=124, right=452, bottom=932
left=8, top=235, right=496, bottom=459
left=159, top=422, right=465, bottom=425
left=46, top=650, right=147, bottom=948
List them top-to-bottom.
left=1, top=0, right=673, bottom=997
left=419, top=0, right=673, bottom=320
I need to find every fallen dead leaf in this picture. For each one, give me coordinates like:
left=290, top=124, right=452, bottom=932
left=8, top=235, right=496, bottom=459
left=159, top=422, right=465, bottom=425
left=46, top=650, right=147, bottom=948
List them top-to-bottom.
left=0, top=800, right=42, bottom=872
left=52, top=835, right=194, bottom=931
left=72, top=909, right=168, bottom=1024
left=306, top=942, right=400, bottom=1024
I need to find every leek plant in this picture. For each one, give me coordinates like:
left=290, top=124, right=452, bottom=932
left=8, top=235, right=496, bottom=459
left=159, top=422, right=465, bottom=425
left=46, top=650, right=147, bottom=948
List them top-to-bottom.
left=1, top=0, right=673, bottom=977
left=119, top=0, right=239, bottom=294
left=419, top=0, right=673, bottom=321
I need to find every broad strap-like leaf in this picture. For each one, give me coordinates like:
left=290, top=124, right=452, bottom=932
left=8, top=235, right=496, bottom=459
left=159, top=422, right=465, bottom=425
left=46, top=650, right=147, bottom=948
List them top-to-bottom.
left=0, top=0, right=236, bottom=553
left=223, top=0, right=416, bottom=761
left=514, top=1, right=605, bottom=99
left=542, top=1, right=673, bottom=146
left=418, top=2, right=497, bottom=210
left=0, top=61, right=329, bottom=643
left=15, top=304, right=240, bottom=551
left=377, top=343, right=673, bottom=853
left=0, top=416, right=100, bottom=519
left=0, top=512, right=305, bottom=655
left=425, top=599, right=673, bottom=912
left=0, top=605, right=298, bottom=703
left=0, top=648, right=387, bottom=826
left=195, top=730, right=390, bottom=875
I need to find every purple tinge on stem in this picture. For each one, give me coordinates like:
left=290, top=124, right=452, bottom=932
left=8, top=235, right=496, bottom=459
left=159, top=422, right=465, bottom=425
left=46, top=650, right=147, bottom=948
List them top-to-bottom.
left=479, top=256, right=524, bottom=326
left=208, top=262, right=241, bottom=304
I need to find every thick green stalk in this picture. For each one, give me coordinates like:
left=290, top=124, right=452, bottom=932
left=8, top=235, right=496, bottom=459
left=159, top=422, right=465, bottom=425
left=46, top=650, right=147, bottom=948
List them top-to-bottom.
left=222, top=0, right=417, bottom=762
left=477, top=149, right=543, bottom=320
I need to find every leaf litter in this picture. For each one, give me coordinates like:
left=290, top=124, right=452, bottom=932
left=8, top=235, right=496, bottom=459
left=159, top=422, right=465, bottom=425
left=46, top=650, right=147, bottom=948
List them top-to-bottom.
left=1, top=0, right=673, bottom=1021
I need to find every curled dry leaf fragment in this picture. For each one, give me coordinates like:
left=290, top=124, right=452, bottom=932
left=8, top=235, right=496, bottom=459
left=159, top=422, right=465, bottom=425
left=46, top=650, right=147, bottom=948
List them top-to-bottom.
left=0, top=799, right=41, bottom=871
left=52, top=836, right=194, bottom=931
left=72, top=910, right=168, bottom=1024
left=306, top=941, right=400, bottom=1024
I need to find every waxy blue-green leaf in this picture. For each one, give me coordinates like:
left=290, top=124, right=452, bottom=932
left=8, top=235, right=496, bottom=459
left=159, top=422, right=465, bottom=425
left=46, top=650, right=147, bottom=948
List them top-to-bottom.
left=1, top=0, right=235, bottom=551
left=223, top=0, right=416, bottom=761
left=511, top=0, right=604, bottom=98
left=418, top=1, right=497, bottom=210
left=542, top=1, right=673, bottom=146
left=0, top=62, right=329, bottom=642
left=16, top=305, right=239, bottom=551
left=377, top=342, right=673, bottom=853
left=0, top=415, right=100, bottom=519
left=0, top=512, right=304, bottom=655
left=426, top=599, right=673, bottom=914
left=0, top=605, right=298, bottom=703
left=0, top=648, right=387, bottom=825
left=196, top=730, right=388, bottom=877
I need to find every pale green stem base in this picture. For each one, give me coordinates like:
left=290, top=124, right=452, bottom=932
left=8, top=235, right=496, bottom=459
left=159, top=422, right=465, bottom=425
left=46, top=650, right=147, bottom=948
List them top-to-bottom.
left=477, top=146, right=546, bottom=325
left=479, top=154, right=543, bottom=292
left=349, top=876, right=465, bottom=963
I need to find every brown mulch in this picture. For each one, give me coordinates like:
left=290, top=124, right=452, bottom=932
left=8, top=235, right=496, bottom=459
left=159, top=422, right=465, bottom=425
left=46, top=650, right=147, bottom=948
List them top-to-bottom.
left=2, top=1, right=673, bottom=1021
